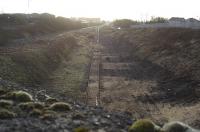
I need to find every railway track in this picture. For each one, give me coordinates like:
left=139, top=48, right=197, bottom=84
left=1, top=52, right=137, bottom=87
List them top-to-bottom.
left=86, top=49, right=164, bottom=120
left=86, top=51, right=102, bottom=106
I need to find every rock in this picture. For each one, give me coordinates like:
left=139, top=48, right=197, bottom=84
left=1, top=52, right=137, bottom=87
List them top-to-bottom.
left=92, top=117, right=100, bottom=126
left=162, top=121, right=192, bottom=132
left=97, top=129, right=106, bottom=132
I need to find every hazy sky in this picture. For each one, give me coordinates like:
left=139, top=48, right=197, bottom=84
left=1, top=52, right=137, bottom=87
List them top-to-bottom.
left=0, top=0, right=200, bottom=20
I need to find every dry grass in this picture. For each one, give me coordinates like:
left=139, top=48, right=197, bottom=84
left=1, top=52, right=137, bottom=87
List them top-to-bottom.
left=99, top=27, right=200, bottom=128
left=0, top=35, right=77, bottom=86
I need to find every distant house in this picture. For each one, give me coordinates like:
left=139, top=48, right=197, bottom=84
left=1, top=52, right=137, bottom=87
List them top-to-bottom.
left=75, top=17, right=101, bottom=23
left=169, top=17, right=185, bottom=23
left=186, top=18, right=200, bottom=23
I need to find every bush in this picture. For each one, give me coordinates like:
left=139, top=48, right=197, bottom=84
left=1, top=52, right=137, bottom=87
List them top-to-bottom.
left=146, top=17, right=168, bottom=24
left=112, top=19, right=139, bottom=28
left=49, top=102, right=71, bottom=112
left=0, top=109, right=16, bottom=119
left=129, top=119, right=157, bottom=132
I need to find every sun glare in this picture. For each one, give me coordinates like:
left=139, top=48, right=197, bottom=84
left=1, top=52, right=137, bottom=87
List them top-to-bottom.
left=0, top=0, right=200, bottom=20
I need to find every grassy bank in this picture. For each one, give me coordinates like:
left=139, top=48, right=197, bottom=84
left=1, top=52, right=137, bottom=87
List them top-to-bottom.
left=101, top=27, right=200, bottom=99
left=110, top=28, right=200, bottom=80
left=43, top=32, right=96, bottom=102
left=0, top=36, right=77, bottom=86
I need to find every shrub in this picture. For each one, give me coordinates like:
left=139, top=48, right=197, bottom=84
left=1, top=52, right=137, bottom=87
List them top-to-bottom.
left=146, top=17, right=168, bottom=24
left=113, top=19, right=139, bottom=28
left=0, top=99, right=13, bottom=108
left=18, top=102, right=44, bottom=111
left=49, top=102, right=71, bottom=112
left=0, top=109, right=16, bottom=119
left=128, top=119, right=157, bottom=132
left=73, top=127, right=89, bottom=132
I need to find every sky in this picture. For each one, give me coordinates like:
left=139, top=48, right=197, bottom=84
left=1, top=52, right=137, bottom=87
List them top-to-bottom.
left=0, top=0, right=200, bottom=21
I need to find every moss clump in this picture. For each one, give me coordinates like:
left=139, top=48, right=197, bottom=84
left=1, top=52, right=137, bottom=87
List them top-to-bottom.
left=0, top=88, right=9, bottom=96
left=4, top=91, right=33, bottom=102
left=15, top=91, right=33, bottom=102
left=45, top=97, right=58, bottom=105
left=0, top=99, right=13, bottom=108
left=18, top=102, right=44, bottom=111
left=49, top=102, right=71, bottom=112
left=0, top=109, right=16, bottom=119
left=29, top=109, right=43, bottom=117
left=40, top=110, right=57, bottom=120
left=72, top=112, right=85, bottom=120
left=40, top=114, right=55, bottom=120
left=128, top=119, right=156, bottom=132
left=73, top=127, right=89, bottom=132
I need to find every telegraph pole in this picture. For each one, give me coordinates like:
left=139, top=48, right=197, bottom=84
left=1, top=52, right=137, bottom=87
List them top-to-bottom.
left=97, top=27, right=100, bottom=43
